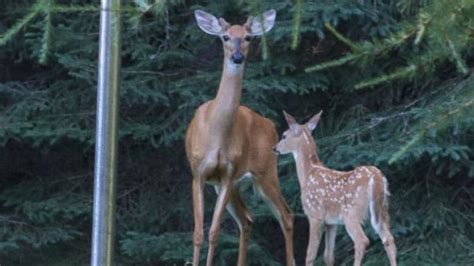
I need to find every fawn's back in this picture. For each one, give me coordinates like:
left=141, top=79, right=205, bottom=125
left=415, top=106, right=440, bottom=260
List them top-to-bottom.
left=302, top=165, right=387, bottom=224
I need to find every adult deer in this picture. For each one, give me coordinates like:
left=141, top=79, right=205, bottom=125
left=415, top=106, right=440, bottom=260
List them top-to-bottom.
left=185, top=9, right=294, bottom=266
left=274, top=111, right=397, bottom=266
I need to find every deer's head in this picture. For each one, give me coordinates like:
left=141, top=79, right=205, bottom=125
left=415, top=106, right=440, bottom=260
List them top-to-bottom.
left=194, top=9, right=276, bottom=66
left=275, top=111, right=323, bottom=155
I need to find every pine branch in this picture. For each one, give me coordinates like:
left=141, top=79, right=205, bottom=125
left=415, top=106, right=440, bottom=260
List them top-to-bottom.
left=0, top=0, right=44, bottom=46
left=39, top=0, right=53, bottom=65
left=249, top=0, right=269, bottom=60
left=291, top=0, right=302, bottom=50
left=304, top=0, right=473, bottom=91
left=49, top=4, right=98, bottom=13
left=49, top=4, right=140, bottom=14
left=414, top=12, right=430, bottom=45
left=305, top=21, right=416, bottom=73
left=324, top=22, right=360, bottom=52
left=447, top=38, right=469, bottom=76
left=305, top=53, right=360, bottom=72
left=354, top=64, right=417, bottom=90
left=389, top=75, right=474, bottom=164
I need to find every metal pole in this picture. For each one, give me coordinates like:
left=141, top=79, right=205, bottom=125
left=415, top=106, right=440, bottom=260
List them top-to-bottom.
left=91, top=0, right=121, bottom=265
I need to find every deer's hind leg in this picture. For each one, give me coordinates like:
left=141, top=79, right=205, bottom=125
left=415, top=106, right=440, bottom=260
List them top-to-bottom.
left=254, top=169, right=295, bottom=266
left=206, top=172, right=233, bottom=266
left=370, top=175, right=397, bottom=266
left=214, top=186, right=253, bottom=266
left=371, top=213, right=397, bottom=266
left=344, top=218, right=369, bottom=266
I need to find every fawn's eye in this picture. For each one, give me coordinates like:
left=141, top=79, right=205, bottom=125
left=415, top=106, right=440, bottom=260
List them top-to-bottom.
left=223, top=35, right=230, bottom=41
left=244, top=36, right=252, bottom=42
left=282, top=134, right=287, bottom=139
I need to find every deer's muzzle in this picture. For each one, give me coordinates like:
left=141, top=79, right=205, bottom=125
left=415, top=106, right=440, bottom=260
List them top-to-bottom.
left=231, top=39, right=245, bottom=64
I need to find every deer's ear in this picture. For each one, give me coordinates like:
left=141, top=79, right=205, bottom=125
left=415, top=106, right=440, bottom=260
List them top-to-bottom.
left=245, top=9, right=276, bottom=36
left=194, top=10, right=226, bottom=35
left=218, top=18, right=230, bottom=31
left=306, top=110, right=323, bottom=132
left=283, top=111, right=298, bottom=131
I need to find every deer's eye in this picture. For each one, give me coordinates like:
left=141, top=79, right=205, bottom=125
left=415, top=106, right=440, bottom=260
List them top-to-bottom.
left=223, top=35, right=230, bottom=41
left=244, top=36, right=252, bottom=42
left=282, top=134, right=287, bottom=139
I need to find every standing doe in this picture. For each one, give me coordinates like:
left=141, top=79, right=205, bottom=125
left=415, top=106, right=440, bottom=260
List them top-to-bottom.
left=185, top=9, right=294, bottom=266
left=274, top=111, right=397, bottom=266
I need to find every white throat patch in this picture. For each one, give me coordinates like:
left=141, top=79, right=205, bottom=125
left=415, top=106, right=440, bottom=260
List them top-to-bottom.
left=226, top=60, right=244, bottom=75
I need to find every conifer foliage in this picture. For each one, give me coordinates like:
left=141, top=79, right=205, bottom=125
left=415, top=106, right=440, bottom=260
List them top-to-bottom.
left=1, top=0, right=473, bottom=265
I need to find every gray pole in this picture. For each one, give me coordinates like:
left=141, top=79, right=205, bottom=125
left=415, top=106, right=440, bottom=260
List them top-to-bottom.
left=91, top=0, right=121, bottom=265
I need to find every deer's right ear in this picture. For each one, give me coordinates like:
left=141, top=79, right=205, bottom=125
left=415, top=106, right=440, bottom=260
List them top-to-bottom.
left=194, top=10, right=225, bottom=36
left=306, top=110, right=322, bottom=132
left=283, top=111, right=298, bottom=131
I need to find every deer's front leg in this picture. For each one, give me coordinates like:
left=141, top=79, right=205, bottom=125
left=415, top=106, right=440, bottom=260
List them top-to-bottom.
left=206, top=176, right=233, bottom=266
left=192, top=178, right=205, bottom=265
left=306, top=218, right=323, bottom=266
left=324, top=225, right=337, bottom=266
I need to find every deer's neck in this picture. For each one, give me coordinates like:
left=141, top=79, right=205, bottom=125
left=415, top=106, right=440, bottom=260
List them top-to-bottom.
left=208, top=60, right=244, bottom=145
left=293, top=137, right=322, bottom=189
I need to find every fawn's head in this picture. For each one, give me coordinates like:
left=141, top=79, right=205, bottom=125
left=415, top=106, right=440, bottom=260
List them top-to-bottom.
left=194, top=9, right=276, bottom=65
left=275, top=111, right=323, bottom=155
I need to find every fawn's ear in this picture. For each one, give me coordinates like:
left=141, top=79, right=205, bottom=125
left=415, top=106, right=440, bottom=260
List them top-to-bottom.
left=244, top=9, right=276, bottom=36
left=194, top=10, right=228, bottom=35
left=306, top=110, right=323, bottom=132
left=283, top=111, right=298, bottom=131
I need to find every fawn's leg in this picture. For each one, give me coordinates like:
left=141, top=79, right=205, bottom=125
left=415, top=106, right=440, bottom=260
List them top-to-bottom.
left=306, top=219, right=323, bottom=266
left=372, top=219, right=397, bottom=266
left=344, top=220, right=369, bottom=266
left=324, top=225, right=337, bottom=266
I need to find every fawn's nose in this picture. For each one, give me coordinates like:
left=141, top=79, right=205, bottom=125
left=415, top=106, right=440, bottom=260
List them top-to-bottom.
left=231, top=52, right=244, bottom=64
left=272, top=145, right=279, bottom=155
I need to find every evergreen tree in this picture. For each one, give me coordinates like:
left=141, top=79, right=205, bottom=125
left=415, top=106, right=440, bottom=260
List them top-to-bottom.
left=1, top=0, right=473, bottom=265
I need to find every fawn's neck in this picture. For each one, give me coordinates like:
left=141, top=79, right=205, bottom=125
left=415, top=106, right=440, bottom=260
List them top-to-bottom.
left=293, top=133, right=323, bottom=189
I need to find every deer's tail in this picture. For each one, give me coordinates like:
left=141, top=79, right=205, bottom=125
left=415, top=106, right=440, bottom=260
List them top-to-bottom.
left=368, top=171, right=390, bottom=233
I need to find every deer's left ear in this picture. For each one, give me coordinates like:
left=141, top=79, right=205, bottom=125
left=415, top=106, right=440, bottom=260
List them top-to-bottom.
left=245, top=9, right=276, bottom=36
left=306, top=110, right=323, bottom=132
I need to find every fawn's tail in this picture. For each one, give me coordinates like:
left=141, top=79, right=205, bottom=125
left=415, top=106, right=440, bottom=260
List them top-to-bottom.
left=369, top=172, right=390, bottom=233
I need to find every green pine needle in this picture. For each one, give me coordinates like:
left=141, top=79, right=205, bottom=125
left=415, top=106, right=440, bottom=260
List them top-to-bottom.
left=291, top=0, right=302, bottom=50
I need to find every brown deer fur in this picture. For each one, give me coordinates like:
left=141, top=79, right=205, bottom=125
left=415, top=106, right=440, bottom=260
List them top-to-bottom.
left=185, top=10, right=294, bottom=266
left=275, top=111, right=397, bottom=266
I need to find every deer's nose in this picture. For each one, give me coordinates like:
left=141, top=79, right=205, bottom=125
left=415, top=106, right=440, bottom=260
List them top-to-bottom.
left=231, top=52, right=244, bottom=64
